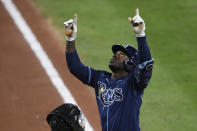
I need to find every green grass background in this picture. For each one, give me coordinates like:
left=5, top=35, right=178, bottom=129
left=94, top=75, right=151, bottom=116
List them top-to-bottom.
left=33, top=0, right=197, bottom=130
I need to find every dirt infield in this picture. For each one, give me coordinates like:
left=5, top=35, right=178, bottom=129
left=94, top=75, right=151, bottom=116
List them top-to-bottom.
left=0, top=0, right=101, bottom=130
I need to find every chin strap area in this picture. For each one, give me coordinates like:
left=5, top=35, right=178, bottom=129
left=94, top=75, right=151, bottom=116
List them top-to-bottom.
left=123, top=58, right=136, bottom=73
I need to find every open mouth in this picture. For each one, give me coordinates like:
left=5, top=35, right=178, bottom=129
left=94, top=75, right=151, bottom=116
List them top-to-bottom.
left=109, top=58, right=116, bottom=64
left=110, top=58, right=114, bottom=62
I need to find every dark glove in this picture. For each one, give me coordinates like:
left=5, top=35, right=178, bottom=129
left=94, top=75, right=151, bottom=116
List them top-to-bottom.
left=46, top=103, right=85, bottom=131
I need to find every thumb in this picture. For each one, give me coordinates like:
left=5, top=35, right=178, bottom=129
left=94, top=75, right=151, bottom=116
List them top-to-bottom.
left=128, top=17, right=134, bottom=24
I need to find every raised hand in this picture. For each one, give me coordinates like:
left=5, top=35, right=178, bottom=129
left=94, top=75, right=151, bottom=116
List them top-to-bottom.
left=128, top=8, right=145, bottom=37
left=64, top=14, right=78, bottom=41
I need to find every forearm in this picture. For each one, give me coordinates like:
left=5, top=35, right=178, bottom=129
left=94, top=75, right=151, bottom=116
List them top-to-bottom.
left=135, top=36, right=153, bottom=89
left=137, top=36, right=152, bottom=63
left=66, top=40, right=76, bottom=53
left=66, top=40, right=82, bottom=74
left=66, top=41, right=93, bottom=85
left=66, top=49, right=91, bottom=85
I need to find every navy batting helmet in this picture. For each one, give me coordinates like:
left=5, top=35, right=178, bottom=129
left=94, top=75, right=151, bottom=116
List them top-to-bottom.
left=112, top=44, right=139, bottom=64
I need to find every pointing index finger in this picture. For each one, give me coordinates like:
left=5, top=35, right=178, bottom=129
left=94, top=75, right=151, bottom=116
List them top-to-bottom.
left=136, top=8, right=139, bottom=15
left=74, top=14, right=78, bottom=25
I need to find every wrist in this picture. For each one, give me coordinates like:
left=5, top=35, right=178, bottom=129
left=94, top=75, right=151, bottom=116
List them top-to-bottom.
left=136, top=31, right=145, bottom=37
left=66, top=34, right=76, bottom=41
left=66, top=36, right=75, bottom=41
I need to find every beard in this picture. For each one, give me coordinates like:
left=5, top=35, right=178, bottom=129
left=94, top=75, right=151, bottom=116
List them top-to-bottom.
left=108, top=62, right=124, bottom=73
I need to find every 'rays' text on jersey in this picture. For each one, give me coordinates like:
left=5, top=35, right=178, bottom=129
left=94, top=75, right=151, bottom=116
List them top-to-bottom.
left=97, top=81, right=123, bottom=106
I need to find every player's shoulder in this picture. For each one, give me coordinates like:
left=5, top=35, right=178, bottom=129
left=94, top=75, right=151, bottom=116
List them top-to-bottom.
left=94, top=69, right=111, bottom=78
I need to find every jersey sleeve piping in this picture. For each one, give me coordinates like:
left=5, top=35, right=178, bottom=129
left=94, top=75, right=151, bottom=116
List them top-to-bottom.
left=88, top=66, right=92, bottom=85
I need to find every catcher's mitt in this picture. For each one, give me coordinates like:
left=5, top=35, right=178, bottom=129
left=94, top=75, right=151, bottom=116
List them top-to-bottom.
left=46, top=103, right=85, bottom=131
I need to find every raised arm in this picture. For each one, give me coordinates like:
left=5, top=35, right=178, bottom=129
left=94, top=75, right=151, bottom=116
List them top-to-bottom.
left=128, top=9, right=154, bottom=90
left=64, top=14, right=96, bottom=86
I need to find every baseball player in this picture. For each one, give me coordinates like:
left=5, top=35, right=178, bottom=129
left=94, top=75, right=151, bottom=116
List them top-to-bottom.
left=64, top=8, right=154, bottom=131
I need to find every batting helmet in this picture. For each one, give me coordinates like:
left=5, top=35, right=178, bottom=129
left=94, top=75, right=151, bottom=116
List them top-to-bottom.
left=112, top=44, right=139, bottom=63
left=112, top=44, right=139, bottom=72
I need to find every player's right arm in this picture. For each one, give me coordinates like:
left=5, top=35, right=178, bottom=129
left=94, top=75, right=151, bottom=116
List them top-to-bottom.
left=64, top=14, right=96, bottom=87
left=64, top=14, right=77, bottom=53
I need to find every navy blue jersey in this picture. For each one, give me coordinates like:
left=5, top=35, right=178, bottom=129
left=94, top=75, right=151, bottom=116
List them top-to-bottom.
left=66, top=36, right=153, bottom=131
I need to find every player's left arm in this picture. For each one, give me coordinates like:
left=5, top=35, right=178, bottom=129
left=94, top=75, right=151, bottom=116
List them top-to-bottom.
left=128, top=8, right=154, bottom=89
